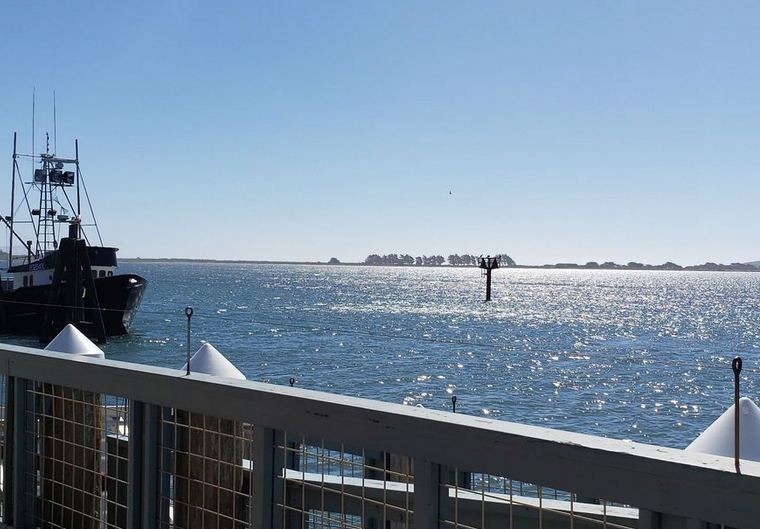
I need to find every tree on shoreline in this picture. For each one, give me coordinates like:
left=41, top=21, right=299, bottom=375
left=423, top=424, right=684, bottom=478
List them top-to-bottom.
left=363, top=253, right=516, bottom=267
left=364, top=254, right=446, bottom=266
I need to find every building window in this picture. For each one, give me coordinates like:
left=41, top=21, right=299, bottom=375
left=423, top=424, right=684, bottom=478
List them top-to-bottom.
left=92, top=270, right=97, bottom=279
left=99, top=270, right=106, bottom=278
left=107, top=271, right=113, bottom=277
left=29, top=275, right=33, bottom=287
left=23, top=276, right=28, bottom=287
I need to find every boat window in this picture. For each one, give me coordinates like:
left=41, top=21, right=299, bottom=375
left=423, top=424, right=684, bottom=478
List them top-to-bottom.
left=99, top=270, right=106, bottom=278
left=108, top=271, right=113, bottom=277
left=23, top=275, right=28, bottom=287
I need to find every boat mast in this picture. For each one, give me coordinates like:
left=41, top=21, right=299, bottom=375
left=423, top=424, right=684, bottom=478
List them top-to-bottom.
left=31, top=88, right=35, bottom=170
left=53, top=90, right=57, bottom=156
left=6, top=126, right=96, bottom=267
left=2, top=132, right=40, bottom=267
left=8, top=132, right=16, bottom=269
left=35, top=133, right=60, bottom=257
left=37, top=135, right=46, bottom=256
left=42, top=135, right=47, bottom=256
left=75, top=139, right=80, bottom=216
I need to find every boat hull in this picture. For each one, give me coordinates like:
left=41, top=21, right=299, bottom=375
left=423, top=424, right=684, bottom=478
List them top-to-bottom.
left=0, top=274, right=147, bottom=337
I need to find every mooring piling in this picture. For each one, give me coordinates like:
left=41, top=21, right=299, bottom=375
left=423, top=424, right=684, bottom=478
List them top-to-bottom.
left=479, top=255, right=501, bottom=301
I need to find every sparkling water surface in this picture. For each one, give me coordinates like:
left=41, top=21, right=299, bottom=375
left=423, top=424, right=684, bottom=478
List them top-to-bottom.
left=8, top=263, right=759, bottom=449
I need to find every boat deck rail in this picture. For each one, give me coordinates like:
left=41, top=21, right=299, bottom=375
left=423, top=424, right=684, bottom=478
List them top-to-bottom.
left=0, top=342, right=757, bottom=528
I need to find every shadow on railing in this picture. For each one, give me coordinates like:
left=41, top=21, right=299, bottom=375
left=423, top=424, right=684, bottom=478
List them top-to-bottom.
left=0, top=343, right=757, bottom=528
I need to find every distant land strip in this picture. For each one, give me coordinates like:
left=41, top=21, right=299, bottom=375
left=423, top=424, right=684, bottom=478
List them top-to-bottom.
left=122, top=255, right=760, bottom=272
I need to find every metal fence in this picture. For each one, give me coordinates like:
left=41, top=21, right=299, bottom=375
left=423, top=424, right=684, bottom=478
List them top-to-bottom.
left=0, top=342, right=758, bottom=529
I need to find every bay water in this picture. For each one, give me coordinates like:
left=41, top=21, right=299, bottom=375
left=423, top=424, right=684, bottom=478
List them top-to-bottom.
left=8, top=262, right=759, bottom=449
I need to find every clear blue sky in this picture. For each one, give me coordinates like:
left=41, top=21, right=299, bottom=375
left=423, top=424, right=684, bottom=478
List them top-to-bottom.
left=2, top=1, right=759, bottom=265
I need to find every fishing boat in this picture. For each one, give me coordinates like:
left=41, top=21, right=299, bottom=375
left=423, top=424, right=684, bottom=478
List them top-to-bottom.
left=0, top=131, right=147, bottom=342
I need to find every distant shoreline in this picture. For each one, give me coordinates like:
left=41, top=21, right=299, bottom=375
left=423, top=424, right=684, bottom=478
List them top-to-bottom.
left=121, top=257, right=760, bottom=272
left=121, top=257, right=329, bottom=265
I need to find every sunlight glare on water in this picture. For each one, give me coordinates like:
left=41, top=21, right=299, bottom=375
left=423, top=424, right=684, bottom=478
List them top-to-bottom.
left=27, top=263, right=760, bottom=449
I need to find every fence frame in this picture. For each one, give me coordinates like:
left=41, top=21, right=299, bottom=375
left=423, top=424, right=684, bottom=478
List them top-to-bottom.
left=0, top=343, right=759, bottom=529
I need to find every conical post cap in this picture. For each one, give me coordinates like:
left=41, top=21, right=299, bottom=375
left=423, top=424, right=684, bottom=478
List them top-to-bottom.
left=45, top=324, right=105, bottom=358
left=182, top=342, right=246, bottom=380
left=687, top=397, right=760, bottom=462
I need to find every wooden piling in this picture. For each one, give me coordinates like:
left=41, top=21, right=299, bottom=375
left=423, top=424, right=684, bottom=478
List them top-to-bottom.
left=40, top=234, right=106, bottom=344
left=38, top=326, right=106, bottom=529
left=173, top=343, right=249, bottom=527
left=39, top=383, right=102, bottom=529
left=174, top=410, right=246, bottom=528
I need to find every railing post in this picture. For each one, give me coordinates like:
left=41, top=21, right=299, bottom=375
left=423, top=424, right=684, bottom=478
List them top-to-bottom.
left=2, top=375, right=14, bottom=526
left=5, top=376, right=31, bottom=528
left=125, top=400, right=146, bottom=529
left=139, top=404, right=160, bottom=529
left=159, top=407, right=174, bottom=527
left=253, top=426, right=283, bottom=529
left=413, top=460, right=444, bottom=529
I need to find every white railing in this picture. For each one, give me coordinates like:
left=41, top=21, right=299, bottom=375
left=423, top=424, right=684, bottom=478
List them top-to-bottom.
left=0, top=342, right=757, bottom=529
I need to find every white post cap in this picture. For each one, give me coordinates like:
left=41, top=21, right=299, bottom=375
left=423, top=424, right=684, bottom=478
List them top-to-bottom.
left=45, top=324, right=105, bottom=359
left=182, top=342, right=246, bottom=380
left=686, top=397, right=760, bottom=462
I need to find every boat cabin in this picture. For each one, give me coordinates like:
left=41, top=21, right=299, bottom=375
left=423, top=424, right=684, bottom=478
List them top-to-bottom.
left=3, top=246, right=119, bottom=292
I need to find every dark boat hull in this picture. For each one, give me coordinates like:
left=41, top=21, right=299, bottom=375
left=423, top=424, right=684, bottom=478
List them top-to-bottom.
left=0, top=274, right=147, bottom=337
